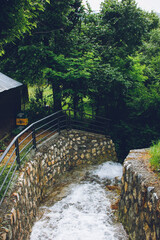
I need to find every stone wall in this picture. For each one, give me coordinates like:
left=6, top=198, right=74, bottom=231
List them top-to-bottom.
left=0, top=129, right=117, bottom=240
left=119, top=149, right=160, bottom=240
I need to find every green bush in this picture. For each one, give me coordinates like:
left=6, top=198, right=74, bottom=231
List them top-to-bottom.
left=26, top=98, right=53, bottom=123
left=12, top=128, right=22, bottom=136
left=0, top=141, right=5, bottom=150
left=149, top=141, right=160, bottom=171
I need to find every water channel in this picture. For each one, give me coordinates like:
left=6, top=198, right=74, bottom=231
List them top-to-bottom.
left=30, top=161, right=128, bottom=240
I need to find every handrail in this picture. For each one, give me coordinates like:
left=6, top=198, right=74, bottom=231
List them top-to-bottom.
left=0, top=109, right=110, bottom=205
left=0, top=110, right=63, bottom=163
left=83, top=112, right=111, bottom=121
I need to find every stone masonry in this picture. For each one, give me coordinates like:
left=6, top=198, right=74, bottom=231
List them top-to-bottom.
left=0, top=129, right=117, bottom=240
left=119, top=149, right=160, bottom=240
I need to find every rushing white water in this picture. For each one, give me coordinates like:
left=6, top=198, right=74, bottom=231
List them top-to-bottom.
left=30, top=161, right=128, bottom=240
left=91, top=161, right=123, bottom=180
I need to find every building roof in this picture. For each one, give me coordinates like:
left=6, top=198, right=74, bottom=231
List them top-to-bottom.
left=0, top=72, right=23, bottom=93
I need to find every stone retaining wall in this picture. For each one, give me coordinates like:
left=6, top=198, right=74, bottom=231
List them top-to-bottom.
left=0, top=129, right=117, bottom=240
left=119, top=149, right=160, bottom=240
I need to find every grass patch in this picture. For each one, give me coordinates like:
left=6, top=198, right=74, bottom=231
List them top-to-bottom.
left=28, top=85, right=53, bottom=104
left=28, top=85, right=92, bottom=115
left=149, top=140, right=160, bottom=171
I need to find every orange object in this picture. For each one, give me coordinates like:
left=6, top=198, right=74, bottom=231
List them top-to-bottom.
left=16, top=118, right=28, bottom=126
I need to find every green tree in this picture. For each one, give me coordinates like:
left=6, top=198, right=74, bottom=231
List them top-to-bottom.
left=0, top=0, right=50, bottom=55
left=0, top=0, right=84, bottom=110
left=88, top=0, right=159, bottom=119
left=101, top=0, right=159, bottom=57
left=126, top=28, right=160, bottom=121
left=43, top=51, right=97, bottom=113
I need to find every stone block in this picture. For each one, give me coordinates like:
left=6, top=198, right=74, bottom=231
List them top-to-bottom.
left=92, top=148, right=96, bottom=154
left=81, top=153, right=85, bottom=159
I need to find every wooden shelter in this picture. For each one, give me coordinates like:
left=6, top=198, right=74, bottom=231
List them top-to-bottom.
left=0, top=72, right=23, bottom=139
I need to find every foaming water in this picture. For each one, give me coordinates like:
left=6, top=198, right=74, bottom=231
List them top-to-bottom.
left=30, top=161, right=128, bottom=240
left=92, top=161, right=123, bottom=180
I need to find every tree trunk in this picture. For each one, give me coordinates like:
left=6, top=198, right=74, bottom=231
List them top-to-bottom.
left=51, top=81, right=62, bottom=112
left=73, top=92, right=79, bottom=118
left=95, top=95, right=100, bottom=116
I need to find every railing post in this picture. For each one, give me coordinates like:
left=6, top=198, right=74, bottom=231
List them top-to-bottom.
left=92, top=105, right=94, bottom=120
left=80, top=108, right=83, bottom=121
left=69, top=109, right=71, bottom=129
left=66, top=110, right=68, bottom=129
left=58, top=118, right=61, bottom=134
left=105, top=119, right=109, bottom=136
left=32, top=124, right=37, bottom=149
left=15, top=139, right=20, bottom=167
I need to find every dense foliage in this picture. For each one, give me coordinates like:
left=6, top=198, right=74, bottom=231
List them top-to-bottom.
left=0, top=0, right=50, bottom=55
left=1, top=0, right=160, bottom=160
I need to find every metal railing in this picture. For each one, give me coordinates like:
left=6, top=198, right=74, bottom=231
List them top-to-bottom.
left=0, top=109, right=110, bottom=205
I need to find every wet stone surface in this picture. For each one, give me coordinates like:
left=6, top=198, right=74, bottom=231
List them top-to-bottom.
left=30, top=161, right=128, bottom=240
